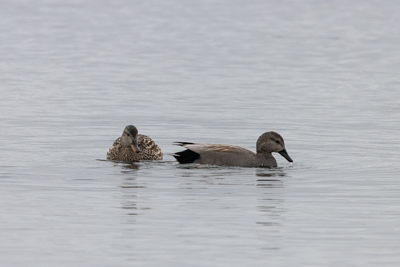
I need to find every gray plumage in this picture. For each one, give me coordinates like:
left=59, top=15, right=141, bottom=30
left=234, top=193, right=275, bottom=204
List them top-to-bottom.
left=107, top=125, right=163, bottom=162
left=171, top=131, right=292, bottom=167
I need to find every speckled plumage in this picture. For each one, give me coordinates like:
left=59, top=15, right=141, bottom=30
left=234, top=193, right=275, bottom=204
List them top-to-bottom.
left=107, top=134, right=163, bottom=162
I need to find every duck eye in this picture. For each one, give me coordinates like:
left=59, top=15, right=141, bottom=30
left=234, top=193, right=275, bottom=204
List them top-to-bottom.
left=127, top=133, right=130, bottom=136
left=275, top=140, right=280, bottom=144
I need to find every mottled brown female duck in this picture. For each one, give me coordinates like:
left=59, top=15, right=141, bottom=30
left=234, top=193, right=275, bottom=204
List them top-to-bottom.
left=107, top=125, right=163, bottom=162
left=171, top=131, right=292, bottom=167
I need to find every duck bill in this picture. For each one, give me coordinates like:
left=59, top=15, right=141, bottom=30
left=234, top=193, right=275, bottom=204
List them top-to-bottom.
left=130, top=140, right=140, bottom=153
left=278, top=149, right=293, bottom=162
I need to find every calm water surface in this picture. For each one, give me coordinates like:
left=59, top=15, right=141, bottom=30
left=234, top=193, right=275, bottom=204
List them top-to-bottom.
left=1, top=0, right=400, bottom=266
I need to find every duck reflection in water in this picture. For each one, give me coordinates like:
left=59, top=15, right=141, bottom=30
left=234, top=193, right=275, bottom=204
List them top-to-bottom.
left=256, top=169, right=285, bottom=188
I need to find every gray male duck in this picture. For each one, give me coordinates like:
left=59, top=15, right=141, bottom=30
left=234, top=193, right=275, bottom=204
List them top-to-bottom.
left=107, top=125, right=163, bottom=162
left=171, top=131, right=292, bottom=167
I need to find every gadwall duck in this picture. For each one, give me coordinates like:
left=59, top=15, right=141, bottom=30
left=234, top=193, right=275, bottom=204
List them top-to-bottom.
left=107, top=125, right=163, bottom=162
left=171, top=131, right=292, bottom=167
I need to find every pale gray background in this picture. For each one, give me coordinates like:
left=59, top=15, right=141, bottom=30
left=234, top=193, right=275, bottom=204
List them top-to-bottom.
left=1, top=0, right=399, bottom=266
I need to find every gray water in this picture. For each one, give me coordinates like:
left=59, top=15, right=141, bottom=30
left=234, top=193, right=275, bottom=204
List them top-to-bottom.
left=1, top=0, right=400, bottom=266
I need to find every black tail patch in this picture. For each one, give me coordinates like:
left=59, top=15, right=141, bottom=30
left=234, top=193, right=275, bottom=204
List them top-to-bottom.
left=172, top=149, right=200, bottom=164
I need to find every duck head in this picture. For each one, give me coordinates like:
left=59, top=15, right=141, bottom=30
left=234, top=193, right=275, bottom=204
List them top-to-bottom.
left=120, top=125, right=140, bottom=153
left=256, top=131, right=293, bottom=162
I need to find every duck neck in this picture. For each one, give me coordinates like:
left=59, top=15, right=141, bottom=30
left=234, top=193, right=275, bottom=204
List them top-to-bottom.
left=256, top=152, right=277, bottom=167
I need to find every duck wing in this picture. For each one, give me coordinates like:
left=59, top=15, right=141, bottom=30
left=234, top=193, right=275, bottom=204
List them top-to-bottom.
left=174, top=142, right=251, bottom=154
